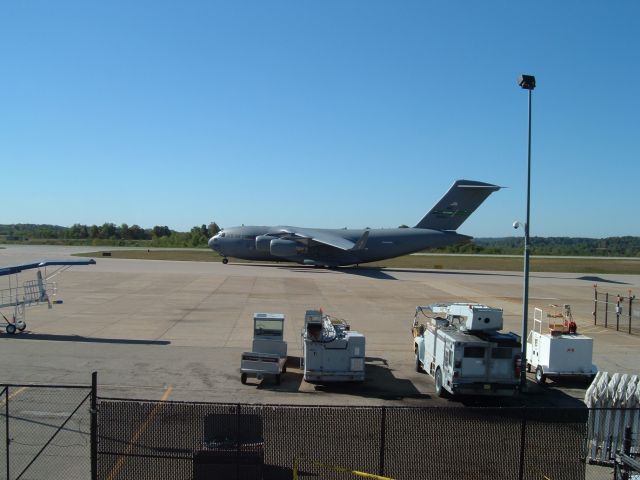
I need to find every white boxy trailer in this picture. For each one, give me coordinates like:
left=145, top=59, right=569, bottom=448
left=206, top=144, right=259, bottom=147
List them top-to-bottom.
left=412, top=303, right=521, bottom=397
left=526, top=306, right=597, bottom=385
left=301, top=310, right=366, bottom=382
left=240, top=313, right=288, bottom=385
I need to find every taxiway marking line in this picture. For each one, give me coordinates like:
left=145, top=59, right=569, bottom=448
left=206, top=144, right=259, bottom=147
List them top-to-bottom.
left=106, top=385, right=173, bottom=480
left=0, top=386, right=28, bottom=405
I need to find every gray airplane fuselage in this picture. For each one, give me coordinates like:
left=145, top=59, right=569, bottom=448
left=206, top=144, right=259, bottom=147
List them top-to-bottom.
left=208, top=179, right=500, bottom=267
left=209, top=225, right=469, bottom=266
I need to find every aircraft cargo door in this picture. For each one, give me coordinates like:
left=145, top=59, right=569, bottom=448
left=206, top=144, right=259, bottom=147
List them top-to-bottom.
left=461, top=345, right=487, bottom=379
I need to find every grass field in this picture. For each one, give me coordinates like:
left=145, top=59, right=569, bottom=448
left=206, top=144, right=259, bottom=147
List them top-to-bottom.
left=73, top=249, right=640, bottom=274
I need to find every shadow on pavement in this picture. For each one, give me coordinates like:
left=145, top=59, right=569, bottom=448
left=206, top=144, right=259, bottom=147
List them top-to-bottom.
left=0, top=332, right=170, bottom=345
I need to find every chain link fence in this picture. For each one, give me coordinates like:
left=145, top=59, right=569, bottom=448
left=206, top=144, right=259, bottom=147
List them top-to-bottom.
left=0, top=384, right=93, bottom=480
left=2, top=384, right=638, bottom=480
left=96, top=399, right=605, bottom=480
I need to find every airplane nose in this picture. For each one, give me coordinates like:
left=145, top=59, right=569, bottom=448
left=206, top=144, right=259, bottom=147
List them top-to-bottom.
left=208, top=236, right=217, bottom=250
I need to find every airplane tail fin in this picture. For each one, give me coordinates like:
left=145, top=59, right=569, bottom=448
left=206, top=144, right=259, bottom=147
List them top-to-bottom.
left=414, top=180, right=501, bottom=231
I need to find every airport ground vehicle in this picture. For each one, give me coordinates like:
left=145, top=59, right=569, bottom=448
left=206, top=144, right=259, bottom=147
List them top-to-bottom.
left=412, top=303, right=522, bottom=397
left=526, top=305, right=597, bottom=385
left=301, top=310, right=365, bottom=382
left=240, top=313, right=287, bottom=385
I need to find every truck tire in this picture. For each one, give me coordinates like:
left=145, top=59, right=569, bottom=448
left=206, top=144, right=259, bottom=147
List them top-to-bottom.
left=6, top=324, right=16, bottom=335
left=415, top=354, right=422, bottom=373
left=535, top=366, right=546, bottom=385
left=434, top=368, right=446, bottom=397
left=241, top=373, right=247, bottom=384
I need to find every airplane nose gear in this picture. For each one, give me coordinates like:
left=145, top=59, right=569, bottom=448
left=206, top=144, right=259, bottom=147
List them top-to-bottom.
left=222, top=258, right=229, bottom=264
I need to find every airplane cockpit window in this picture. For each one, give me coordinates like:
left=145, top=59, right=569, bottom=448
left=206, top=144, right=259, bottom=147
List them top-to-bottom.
left=219, top=232, right=225, bottom=238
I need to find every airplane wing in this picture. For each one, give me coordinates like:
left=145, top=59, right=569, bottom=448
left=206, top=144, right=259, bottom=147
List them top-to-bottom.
left=276, top=227, right=363, bottom=251
left=0, top=259, right=96, bottom=277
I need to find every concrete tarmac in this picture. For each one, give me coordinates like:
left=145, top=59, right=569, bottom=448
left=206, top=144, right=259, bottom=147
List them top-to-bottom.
left=2, top=245, right=639, bottom=406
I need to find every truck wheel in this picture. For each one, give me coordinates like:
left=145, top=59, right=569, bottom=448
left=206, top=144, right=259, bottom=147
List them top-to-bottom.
left=6, top=324, right=16, bottom=335
left=415, top=354, right=422, bottom=373
left=282, top=364, right=287, bottom=374
left=535, top=366, right=546, bottom=385
left=434, top=368, right=446, bottom=397
left=241, top=373, right=247, bottom=384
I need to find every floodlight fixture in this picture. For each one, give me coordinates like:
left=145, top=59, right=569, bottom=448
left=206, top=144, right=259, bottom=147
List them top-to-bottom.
left=518, top=74, right=536, bottom=91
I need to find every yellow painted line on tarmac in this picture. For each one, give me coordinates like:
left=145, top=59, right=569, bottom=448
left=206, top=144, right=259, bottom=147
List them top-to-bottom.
left=106, top=385, right=173, bottom=480
left=0, top=386, right=28, bottom=405
left=293, top=457, right=395, bottom=480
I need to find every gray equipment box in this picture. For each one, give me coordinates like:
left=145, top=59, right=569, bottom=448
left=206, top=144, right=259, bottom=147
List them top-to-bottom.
left=301, top=310, right=366, bottom=382
left=240, top=313, right=287, bottom=385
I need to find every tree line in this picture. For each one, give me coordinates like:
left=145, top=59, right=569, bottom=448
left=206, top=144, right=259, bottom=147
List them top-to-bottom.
left=0, top=223, right=221, bottom=248
left=1, top=224, right=639, bottom=256
left=435, top=236, right=640, bottom=257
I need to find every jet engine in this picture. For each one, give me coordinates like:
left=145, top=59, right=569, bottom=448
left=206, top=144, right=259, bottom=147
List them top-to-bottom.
left=255, top=235, right=274, bottom=252
left=270, top=239, right=298, bottom=257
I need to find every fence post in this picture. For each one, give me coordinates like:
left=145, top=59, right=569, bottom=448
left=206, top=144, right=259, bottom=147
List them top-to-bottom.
left=593, top=285, right=598, bottom=325
left=605, top=292, right=609, bottom=328
left=629, top=293, right=634, bottom=335
left=616, top=295, right=621, bottom=331
left=91, top=372, right=97, bottom=480
left=4, top=387, right=9, bottom=480
left=236, top=403, right=241, bottom=480
left=378, top=406, right=386, bottom=476
left=518, top=407, right=526, bottom=480
left=623, top=425, right=632, bottom=456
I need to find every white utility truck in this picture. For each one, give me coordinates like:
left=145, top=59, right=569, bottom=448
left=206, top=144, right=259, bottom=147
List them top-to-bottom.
left=412, top=303, right=522, bottom=397
left=526, top=305, right=597, bottom=385
left=301, top=309, right=366, bottom=382
left=240, top=313, right=287, bottom=385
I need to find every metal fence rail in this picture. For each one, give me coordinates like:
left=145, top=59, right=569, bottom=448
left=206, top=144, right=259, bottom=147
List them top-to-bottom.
left=593, top=286, right=637, bottom=334
left=0, top=383, right=93, bottom=480
left=96, top=399, right=599, bottom=480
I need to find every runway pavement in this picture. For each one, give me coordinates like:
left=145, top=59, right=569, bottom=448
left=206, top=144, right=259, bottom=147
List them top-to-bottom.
left=2, top=245, right=639, bottom=406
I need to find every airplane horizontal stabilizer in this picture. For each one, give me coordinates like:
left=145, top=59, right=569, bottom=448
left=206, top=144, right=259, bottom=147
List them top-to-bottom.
left=414, top=180, right=501, bottom=231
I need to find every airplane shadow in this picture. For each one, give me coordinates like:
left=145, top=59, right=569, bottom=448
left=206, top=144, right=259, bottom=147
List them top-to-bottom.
left=224, top=262, right=631, bottom=284
left=577, top=275, right=630, bottom=285
left=0, top=332, right=170, bottom=345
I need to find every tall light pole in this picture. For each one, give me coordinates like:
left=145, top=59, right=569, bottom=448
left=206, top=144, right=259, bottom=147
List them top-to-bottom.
left=517, top=74, right=535, bottom=391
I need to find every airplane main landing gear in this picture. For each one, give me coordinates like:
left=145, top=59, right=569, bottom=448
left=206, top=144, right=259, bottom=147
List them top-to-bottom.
left=222, top=258, right=229, bottom=264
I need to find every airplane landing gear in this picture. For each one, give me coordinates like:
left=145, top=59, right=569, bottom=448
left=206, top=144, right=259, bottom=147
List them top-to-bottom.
left=222, top=258, right=229, bottom=264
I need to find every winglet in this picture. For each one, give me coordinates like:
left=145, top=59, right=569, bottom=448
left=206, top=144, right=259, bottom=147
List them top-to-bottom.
left=351, top=230, right=370, bottom=251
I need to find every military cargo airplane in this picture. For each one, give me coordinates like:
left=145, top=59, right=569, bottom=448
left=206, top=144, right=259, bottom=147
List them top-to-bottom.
left=208, top=179, right=500, bottom=267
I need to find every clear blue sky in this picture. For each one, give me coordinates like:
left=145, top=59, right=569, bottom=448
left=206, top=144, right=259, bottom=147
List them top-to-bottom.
left=2, top=1, right=638, bottom=238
